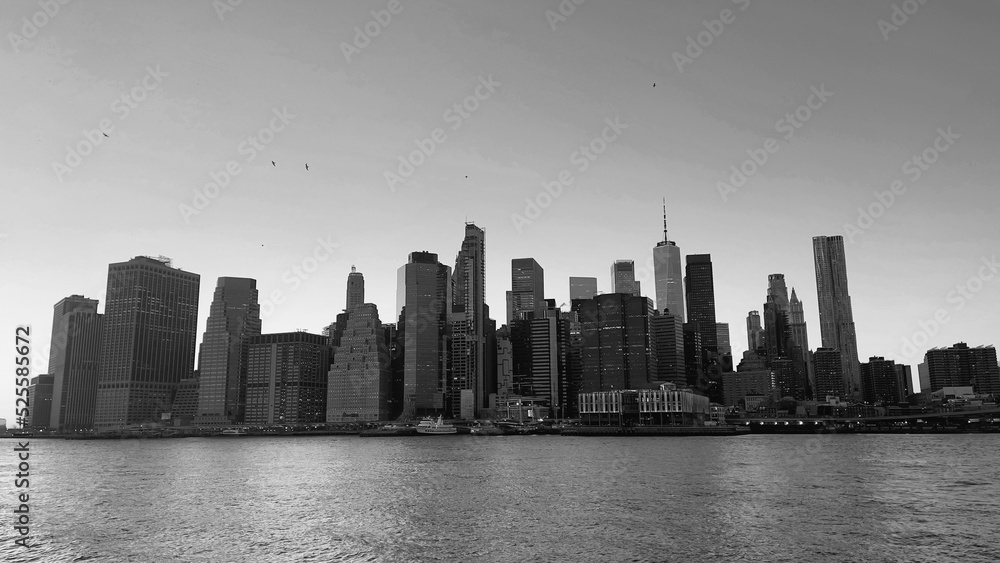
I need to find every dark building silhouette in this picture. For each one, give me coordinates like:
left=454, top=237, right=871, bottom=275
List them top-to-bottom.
left=449, top=223, right=493, bottom=418
left=396, top=251, right=451, bottom=417
left=685, top=254, right=717, bottom=355
left=94, top=256, right=200, bottom=431
left=507, top=258, right=544, bottom=324
left=346, top=266, right=365, bottom=311
left=196, top=277, right=261, bottom=425
left=569, top=277, right=598, bottom=300
left=578, top=293, right=657, bottom=393
left=48, top=295, right=103, bottom=431
left=651, top=309, right=685, bottom=385
left=245, top=332, right=331, bottom=425
left=922, top=343, right=1000, bottom=396
left=813, top=347, right=843, bottom=400
left=861, top=356, right=906, bottom=404
left=26, top=374, right=54, bottom=429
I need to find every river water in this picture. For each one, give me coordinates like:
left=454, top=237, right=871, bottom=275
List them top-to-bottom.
left=2, top=433, right=997, bottom=562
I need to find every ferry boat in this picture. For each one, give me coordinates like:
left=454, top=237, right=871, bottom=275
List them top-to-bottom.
left=415, top=415, right=457, bottom=435
left=470, top=421, right=503, bottom=436
left=221, top=427, right=247, bottom=436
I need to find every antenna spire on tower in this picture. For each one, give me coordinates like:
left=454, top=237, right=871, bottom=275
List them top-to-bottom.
left=662, top=197, right=669, bottom=243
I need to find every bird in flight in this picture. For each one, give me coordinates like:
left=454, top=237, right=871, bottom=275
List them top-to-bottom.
left=653, top=83, right=656, bottom=88
left=103, top=132, right=109, bottom=137
left=271, top=161, right=276, bottom=166
left=305, top=163, right=309, bottom=170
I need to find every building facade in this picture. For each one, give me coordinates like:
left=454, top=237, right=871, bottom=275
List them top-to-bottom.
left=813, top=235, right=861, bottom=399
left=396, top=251, right=451, bottom=417
left=94, top=256, right=200, bottom=431
left=569, top=277, right=598, bottom=300
left=47, top=295, right=103, bottom=431
left=327, top=303, right=391, bottom=422
left=245, top=332, right=331, bottom=425
left=923, top=343, right=1000, bottom=396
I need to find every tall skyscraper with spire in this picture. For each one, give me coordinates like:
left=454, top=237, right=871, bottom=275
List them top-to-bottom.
left=654, top=199, right=684, bottom=320
left=450, top=223, right=491, bottom=418
left=813, top=235, right=861, bottom=399
left=94, top=256, right=200, bottom=431
left=346, top=266, right=364, bottom=311
left=196, top=277, right=261, bottom=425
left=788, top=288, right=809, bottom=352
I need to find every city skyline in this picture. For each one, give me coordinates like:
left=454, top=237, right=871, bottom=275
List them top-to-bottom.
left=2, top=1, right=998, bottom=425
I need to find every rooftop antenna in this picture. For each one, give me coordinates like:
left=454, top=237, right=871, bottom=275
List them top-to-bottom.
left=662, top=197, right=669, bottom=243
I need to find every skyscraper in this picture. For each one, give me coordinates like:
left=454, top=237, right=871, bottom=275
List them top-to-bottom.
left=653, top=200, right=684, bottom=321
left=450, top=223, right=491, bottom=417
left=813, top=235, right=861, bottom=399
left=396, top=251, right=451, bottom=416
left=685, top=254, right=717, bottom=354
left=94, top=256, right=200, bottom=431
left=507, top=258, right=544, bottom=323
left=611, top=260, right=640, bottom=296
left=346, top=266, right=365, bottom=311
left=767, top=274, right=790, bottom=313
left=196, top=277, right=261, bottom=425
left=569, top=277, right=598, bottom=300
left=788, top=288, right=809, bottom=352
left=578, top=293, right=657, bottom=392
left=48, top=295, right=102, bottom=431
left=528, top=301, right=570, bottom=418
left=327, top=303, right=391, bottom=422
left=651, top=310, right=685, bottom=385
left=746, top=310, right=764, bottom=351
left=245, top=332, right=331, bottom=425
left=923, top=343, right=1000, bottom=395
left=813, top=347, right=843, bottom=401
left=861, top=357, right=905, bottom=404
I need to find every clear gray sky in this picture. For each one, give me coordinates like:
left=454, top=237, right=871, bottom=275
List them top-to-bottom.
left=2, top=1, right=998, bottom=423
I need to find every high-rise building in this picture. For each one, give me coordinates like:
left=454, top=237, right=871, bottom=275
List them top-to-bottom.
left=653, top=200, right=684, bottom=321
left=450, top=223, right=491, bottom=417
left=813, top=235, right=861, bottom=399
left=396, top=251, right=451, bottom=417
left=685, top=254, right=717, bottom=354
left=94, top=256, right=200, bottom=431
left=507, top=258, right=544, bottom=324
left=611, top=260, right=641, bottom=296
left=346, top=266, right=365, bottom=311
left=767, top=274, right=790, bottom=313
left=196, top=277, right=261, bottom=425
left=569, top=277, right=598, bottom=300
left=788, top=288, right=809, bottom=352
left=578, top=293, right=657, bottom=392
left=47, top=295, right=103, bottom=431
left=528, top=301, right=570, bottom=418
left=327, top=303, right=391, bottom=422
left=651, top=310, right=685, bottom=385
left=746, top=310, right=764, bottom=352
left=716, top=323, right=732, bottom=361
left=494, top=325, right=514, bottom=411
left=245, top=332, right=331, bottom=425
left=922, top=343, right=1000, bottom=395
left=813, top=347, right=843, bottom=400
left=861, top=356, right=905, bottom=404
left=894, top=364, right=913, bottom=401
left=723, top=370, right=775, bottom=407
left=26, top=375, right=55, bottom=429
left=170, top=377, right=200, bottom=422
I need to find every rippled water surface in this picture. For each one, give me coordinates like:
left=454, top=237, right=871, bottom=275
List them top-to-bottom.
left=2, top=434, right=998, bottom=562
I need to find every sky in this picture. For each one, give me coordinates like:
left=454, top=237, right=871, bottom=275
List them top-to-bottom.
left=2, top=0, right=998, bottom=424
